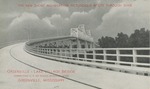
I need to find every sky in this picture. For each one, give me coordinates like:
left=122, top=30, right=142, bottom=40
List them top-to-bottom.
left=0, top=0, right=149, bottom=43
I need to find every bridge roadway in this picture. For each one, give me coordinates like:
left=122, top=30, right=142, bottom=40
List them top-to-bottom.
left=0, top=43, right=150, bottom=89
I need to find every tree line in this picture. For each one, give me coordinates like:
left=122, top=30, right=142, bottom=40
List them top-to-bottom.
left=98, top=28, right=150, bottom=48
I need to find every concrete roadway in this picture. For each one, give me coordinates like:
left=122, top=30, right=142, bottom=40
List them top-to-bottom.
left=0, top=43, right=149, bottom=89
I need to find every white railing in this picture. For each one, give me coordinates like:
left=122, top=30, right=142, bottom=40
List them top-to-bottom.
left=25, top=43, right=150, bottom=76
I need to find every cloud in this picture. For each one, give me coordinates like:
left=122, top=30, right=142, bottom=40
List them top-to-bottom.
left=0, top=0, right=148, bottom=42
left=35, top=0, right=117, bottom=37
left=46, top=0, right=120, bottom=36
left=94, top=0, right=150, bottom=40
left=46, top=5, right=112, bottom=35
left=39, top=11, right=98, bottom=36
left=68, top=11, right=99, bottom=30
left=8, top=12, right=56, bottom=40
left=9, top=12, right=39, bottom=27
left=42, top=17, right=55, bottom=28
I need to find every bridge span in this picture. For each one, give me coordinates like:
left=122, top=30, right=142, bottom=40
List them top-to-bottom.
left=0, top=25, right=150, bottom=89
left=25, top=25, right=150, bottom=77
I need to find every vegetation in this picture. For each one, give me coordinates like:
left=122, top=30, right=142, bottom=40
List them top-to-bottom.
left=98, top=28, right=150, bottom=48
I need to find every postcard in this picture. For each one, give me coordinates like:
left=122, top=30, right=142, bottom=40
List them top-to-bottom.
left=0, top=0, right=149, bottom=89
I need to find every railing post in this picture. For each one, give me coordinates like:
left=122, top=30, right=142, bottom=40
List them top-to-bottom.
left=77, top=39, right=81, bottom=48
left=85, top=41, right=88, bottom=48
left=36, top=46, right=39, bottom=53
left=41, top=48, right=43, bottom=54
left=45, top=48, right=47, bottom=54
left=46, top=48, right=48, bottom=54
left=48, top=48, right=49, bottom=54
left=52, top=48, right=54, bottom=55
left=56, top=48, right=58, bottom=56
left=60, top=48, right=62, bottom=56
left=62, top=48, right=64, bottom=56
left=69, top=48, right=72, bottom=58
left=77, top=48, right=79, bottom=61
left=64, top=49, right=67, bottom=57
left=84, top=49, right=87, bottom=61
left=93, top=49, right=96, bottom=62
left=103, top=49, right=106, bottom=63
left=116, top=49, right=120, bottom=65
left=132, top=49, right=137, bottom=67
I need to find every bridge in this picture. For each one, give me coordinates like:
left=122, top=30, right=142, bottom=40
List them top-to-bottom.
left=0, top=25, right=150, bottom=89
left=25, top=25, right=150, bottom=76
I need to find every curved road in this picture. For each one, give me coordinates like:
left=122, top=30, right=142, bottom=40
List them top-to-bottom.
left=0, top=43, right=149, bottom=89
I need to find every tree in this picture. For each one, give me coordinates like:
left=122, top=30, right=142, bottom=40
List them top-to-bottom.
left=98, top=28, right=149, bottom=48
left=129, top=28, right=150, bottom=47
left=115, top=32, right=129, bottom=47
left=98, top=36, right=116, bottom=48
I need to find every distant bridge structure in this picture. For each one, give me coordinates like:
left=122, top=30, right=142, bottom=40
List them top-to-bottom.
left=25, top=25, right=150, bottom=76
